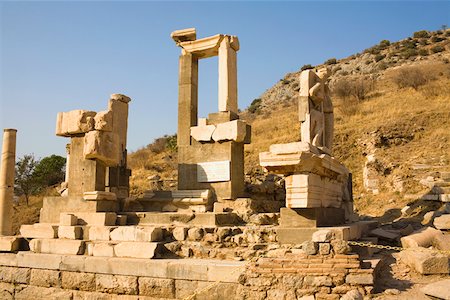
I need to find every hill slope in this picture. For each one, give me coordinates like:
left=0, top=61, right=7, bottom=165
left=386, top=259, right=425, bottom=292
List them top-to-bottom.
left=129, top=29, right=450, bottom=217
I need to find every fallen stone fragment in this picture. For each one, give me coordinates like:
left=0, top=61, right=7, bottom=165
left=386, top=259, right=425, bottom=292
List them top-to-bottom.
left=434, top=215, right=450, bottom=230
left=400, top=226, right=443, bottom=249
left=370, top=228, right=400, bottom=241
left=395, top=249, right=449, bottom=275
left=421, top=279, right=450, bottom=300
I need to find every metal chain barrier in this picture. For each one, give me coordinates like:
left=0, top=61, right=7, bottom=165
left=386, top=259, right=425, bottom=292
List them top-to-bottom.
left=347, top=240, right=450, bottom=255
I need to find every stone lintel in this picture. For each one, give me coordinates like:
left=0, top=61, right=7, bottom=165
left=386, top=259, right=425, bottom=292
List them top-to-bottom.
left=171, top=28, right=197, bottom=43
left=179, top=34, right=225, bottom=59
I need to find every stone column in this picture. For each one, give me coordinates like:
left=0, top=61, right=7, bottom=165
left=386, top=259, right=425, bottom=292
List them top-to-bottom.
left=218, top=37, right=238, bottom=113
left=178, top=53, right=198, bottom=146
left=108, top=94, right=131, bottom=166
left=0, top=129, right=17, bottom=236
left=65, top=143, right=70, bottom=183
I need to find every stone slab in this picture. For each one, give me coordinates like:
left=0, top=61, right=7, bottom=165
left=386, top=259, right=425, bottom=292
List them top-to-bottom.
left=83, top=130, right=120, bottom=166
left=197, top=160, right=231, bottom=183
left=83, top=191, right=117, bottom=201
left=40, top=196, right=118, bottom=224
left=279, top=207, right=345, bottom=228
left=70, top=212, right=117, bottom=226
left=124, top=212, right=242, bottom=226
left=60, top=214, right=77, bottom=226
left=434, top=215, right=450, bottom=230
left=20, top=224, right=58, bottom=239
left=58, top=226, right=83, bottom=240
left=89, top=226, right=117, bottom=241
left=109, top=226, right=163, bottom=242
left=0, top=237, right=21, bottom=252
left=29, top=239, right=85, bottom=255
left=114, top=242, right=163, bottom=259
left=396, top=249, right=449, bottom=275
left=3, top=252, right=245, bottom=282
left=421, top=279, right=450, bottom=300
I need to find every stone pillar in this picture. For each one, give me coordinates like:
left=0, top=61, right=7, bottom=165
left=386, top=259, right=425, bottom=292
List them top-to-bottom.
left=218, top=37, right=238, bottom=113
left=178, top=53, right=198, bottom=146
left=108, top=94, right=131, bottom=166
left=0, top=129, right=17, bottom=236
left=65, top=143, right=70, bottom=183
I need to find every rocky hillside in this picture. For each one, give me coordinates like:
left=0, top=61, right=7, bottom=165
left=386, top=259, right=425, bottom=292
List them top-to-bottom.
left=128, top=28, right=450, bottom=218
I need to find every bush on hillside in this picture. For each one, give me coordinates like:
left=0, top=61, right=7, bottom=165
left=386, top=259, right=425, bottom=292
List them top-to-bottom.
left=413, top=30, right=429, bottom=38
left=431, top=36, right=445, bottom=43
left=379, top=40, right=391, bottom=49
left=431, top=45, right=445, bottom=53
left=402, top=48, right=418, bottom=59
left=418, top=49, right=429, bottom=56
left=374, top=54, right=386, bottom=62
left=325, top=58, right=337, bottom=65
left=300, top=64, right=314, bottom=71
left=391, top=66, right=430, bottom=90
left=332, top=77, right=374, bottom=102
left=248, top=98, right=262, bottom=114
left=147, top=134, right=178, bottom=154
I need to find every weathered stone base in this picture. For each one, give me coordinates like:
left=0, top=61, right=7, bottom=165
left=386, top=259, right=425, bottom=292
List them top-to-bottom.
left=0, top=250, right=375, bottom=299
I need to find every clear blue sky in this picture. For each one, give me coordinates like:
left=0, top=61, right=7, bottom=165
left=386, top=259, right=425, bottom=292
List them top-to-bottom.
left=1, top=1, right=448, bottom=159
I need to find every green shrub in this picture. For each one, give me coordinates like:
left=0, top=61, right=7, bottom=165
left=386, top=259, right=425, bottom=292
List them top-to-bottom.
left=413, top=30, right=429, bottom=38
left=431, top=36, right=445, bottom=43
left=379, top=40, right=391, bottom=49
left=401, top=40, right=416, bottom=49
left=431, top=45, right=445, bottom=53
left=368, top=47, right=381, bottom=55
left=402, top=48, right=418, bottom=59
left=418, top=49, right=429, bottom=56
left=374, top=54, right=386, bottom=62
left=325, top=58, right=337, bottom=65
left=301, top=64, right=314, bottom=71
left=248, top=98, right=262, bottom=114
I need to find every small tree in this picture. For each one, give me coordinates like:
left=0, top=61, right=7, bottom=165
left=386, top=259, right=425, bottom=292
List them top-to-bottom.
left=15, top=155, right=39, bottom=205
left=33, top=155, right=66, bottom=190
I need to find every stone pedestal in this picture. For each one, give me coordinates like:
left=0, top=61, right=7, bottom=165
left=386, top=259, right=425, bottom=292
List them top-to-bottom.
left=0, top=129, right=17, bottom=236
left=260, top=141, right=353, bottom=227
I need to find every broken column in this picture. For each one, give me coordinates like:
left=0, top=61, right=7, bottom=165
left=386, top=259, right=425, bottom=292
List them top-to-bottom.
left=171, top=28, right=250, bottom=208
left=259, top=68, right=354, bottom=243
left=0, top=129, right=16, bottom=236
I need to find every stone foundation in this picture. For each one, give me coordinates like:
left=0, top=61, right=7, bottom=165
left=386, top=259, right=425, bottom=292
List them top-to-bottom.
left=0, top=245, right=377, bottom=300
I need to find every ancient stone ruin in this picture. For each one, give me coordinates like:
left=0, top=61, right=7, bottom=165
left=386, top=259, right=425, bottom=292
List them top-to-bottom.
left=0, top=28, right=448, bottom=300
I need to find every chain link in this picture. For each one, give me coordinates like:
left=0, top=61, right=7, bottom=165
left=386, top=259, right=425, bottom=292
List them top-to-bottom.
left=347, top=240, right=450, bottom=255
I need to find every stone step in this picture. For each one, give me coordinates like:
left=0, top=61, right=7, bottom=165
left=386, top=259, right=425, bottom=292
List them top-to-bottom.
left=40, top=196, right=118, bottom=223
left=68, top=212, right=117, bottom=226
left=124, top=212, right=243, bottom=227
left=277, top=222, right=366, bottom=244
left=20, top=224, right=58, bottom=239
left=58, top=226, right=83, bottom=240
left=88, top=226, right=163, bottom=242
left=0, top=236, right=22, bottom=252
left=29, top=239, right=85, bottom=255
left=86, top=241, right=165, bottom=259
